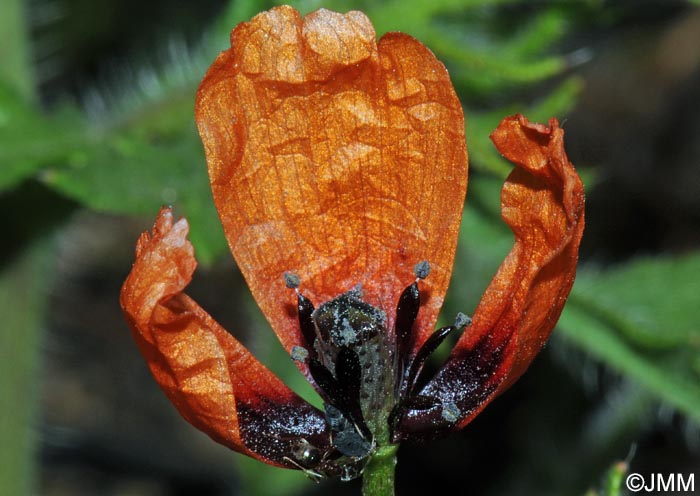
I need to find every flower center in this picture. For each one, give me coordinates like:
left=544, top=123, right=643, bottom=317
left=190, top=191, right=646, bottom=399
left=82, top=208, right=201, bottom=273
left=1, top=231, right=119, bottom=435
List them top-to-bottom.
left=283, top=262, right=470, bottom=480
left=312, top=287, right=394, bottom=441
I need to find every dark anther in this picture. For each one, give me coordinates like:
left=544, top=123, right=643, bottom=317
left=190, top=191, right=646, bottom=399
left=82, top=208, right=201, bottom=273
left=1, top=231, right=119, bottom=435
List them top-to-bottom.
left=414, top=260, right=431, bottom=280
left=284, top=272, right=301, bottom=289
left=285, top=272, right=317, bottom=352
left=395, top=282, right=420, bottom=371
left=297, top=292, right=317, bottom=350
left=389, top=315, right=458, bottom=440
left=405, top=324, right=456, bottom=398
left=308, top=359, right=343, bottom=408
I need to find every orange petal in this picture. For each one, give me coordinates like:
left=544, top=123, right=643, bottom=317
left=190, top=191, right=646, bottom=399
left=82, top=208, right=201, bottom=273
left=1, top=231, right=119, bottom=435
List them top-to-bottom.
left=195, top=6, right=468, bottom=358
left=396, top=115, right=585, bottom=439
left=120, top=207, right=328, bottom=466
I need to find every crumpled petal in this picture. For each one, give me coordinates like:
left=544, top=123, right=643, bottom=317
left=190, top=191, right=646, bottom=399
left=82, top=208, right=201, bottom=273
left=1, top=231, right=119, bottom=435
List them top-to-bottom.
left=195, top=6, right=467, bottom=361
left=396, top=115, right=585, bottom=440
left=120, top=207, right=328, bottom=466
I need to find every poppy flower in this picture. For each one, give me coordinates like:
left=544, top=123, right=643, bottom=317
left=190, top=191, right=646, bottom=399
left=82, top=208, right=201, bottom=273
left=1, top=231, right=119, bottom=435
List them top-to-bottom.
left=120, top=5, right=584, bottom=484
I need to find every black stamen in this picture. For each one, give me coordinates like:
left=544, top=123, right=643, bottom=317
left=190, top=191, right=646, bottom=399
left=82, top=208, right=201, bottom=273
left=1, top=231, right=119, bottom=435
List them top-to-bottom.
left=395, top=282, right=420, bottom=371
left=297, top=293, right=317, bottom=350
left=405, top=325, right=456, bottom=398
left=308, top=359, right=343, bottom=407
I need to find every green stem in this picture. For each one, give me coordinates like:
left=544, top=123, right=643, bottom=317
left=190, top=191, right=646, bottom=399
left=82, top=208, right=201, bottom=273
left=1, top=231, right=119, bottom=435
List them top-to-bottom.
left=0, top=239, right=54, bottom=495
left=362, top=444, right=398, bottom=496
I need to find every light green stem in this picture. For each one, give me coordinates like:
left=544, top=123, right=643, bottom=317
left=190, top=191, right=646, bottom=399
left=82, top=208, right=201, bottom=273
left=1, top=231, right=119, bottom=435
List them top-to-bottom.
left=0, top=239, right=53, bottom=495
left=362, top=445, right=398, bottom=496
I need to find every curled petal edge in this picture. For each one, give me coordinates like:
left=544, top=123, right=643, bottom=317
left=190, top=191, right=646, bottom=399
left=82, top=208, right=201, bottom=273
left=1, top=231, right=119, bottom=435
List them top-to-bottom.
left=395, top=114, right=585, bottom=440
left=119, top=207, right=328, bottom=467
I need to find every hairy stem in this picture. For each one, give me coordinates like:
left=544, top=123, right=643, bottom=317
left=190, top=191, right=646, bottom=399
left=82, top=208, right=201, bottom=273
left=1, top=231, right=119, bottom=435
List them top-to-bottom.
left=362, top=445, right=398, bottom=496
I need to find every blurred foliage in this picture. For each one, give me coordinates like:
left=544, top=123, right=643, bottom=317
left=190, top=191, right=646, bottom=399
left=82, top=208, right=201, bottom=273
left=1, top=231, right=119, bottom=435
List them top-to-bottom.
left=0, top=0, right=35, bottom=101
left=2, top=0, right=699, bottom=495
left=0, top=239, right=54, bottom=495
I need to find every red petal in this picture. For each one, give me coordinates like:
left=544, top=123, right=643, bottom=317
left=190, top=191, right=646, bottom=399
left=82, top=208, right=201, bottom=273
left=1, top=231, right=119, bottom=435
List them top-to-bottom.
left=195, top=6, right=467, bottom=357
left=396, top=115, right=585, bottom=439
left=120, top=207, right=328, bottom=466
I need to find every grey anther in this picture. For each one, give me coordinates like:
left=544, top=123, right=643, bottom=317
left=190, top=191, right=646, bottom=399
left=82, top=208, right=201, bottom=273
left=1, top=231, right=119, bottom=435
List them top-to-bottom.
left=414, top=260, right=431, bottom=280
left=284, top=272, right=301, bottom=289
left=454, top=312, right=472, bottom=329
left=290, top=345, right=309, bottom=362
left=441, top=401, right=461, bottom=423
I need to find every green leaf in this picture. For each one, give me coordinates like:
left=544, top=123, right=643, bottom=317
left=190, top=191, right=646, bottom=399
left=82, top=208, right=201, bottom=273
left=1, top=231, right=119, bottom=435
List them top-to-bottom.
left=0, top=0, right=35, bottom=101
left=295, top=0, right=576, bottom=95
left=500, top=8, right=568, bottom=59
left=424, top=23, right=565, bottom=95
left=468, top=76, right=584, bottom=177
left=527, top=76, right=584, bottom=123
left=0, top=83, right=86, bottom=192
left=44, top=126, right=228, bottom=265
left=560, top=254, right=700, bottom=423
left=572, top=254, right=700, bottom=349
left=560, top=303, right=700, bottom=422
